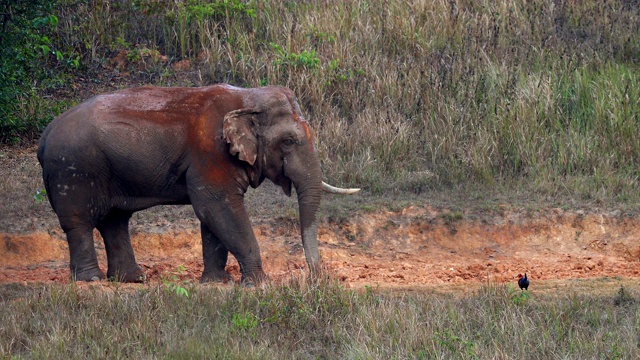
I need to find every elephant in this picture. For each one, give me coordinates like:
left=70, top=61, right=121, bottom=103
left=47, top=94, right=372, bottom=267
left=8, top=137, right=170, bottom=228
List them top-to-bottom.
left=37, top=84, right=359, bottom=284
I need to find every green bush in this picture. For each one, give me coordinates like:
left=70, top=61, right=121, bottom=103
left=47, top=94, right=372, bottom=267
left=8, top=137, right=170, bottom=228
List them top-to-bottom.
left=0, top=0, right=76, bottom=144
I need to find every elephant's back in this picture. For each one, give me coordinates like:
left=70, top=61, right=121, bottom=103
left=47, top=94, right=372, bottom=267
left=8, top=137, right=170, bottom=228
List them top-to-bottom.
left=37, top=84, right=241, bottom=167
left=93, top=85, right=236, bottom=119
left=39, top=98, right=99, bottom=146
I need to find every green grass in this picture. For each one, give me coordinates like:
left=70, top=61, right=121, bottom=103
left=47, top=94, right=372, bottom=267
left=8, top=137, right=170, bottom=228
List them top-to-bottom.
left=1, top=277, right=639, bottom=359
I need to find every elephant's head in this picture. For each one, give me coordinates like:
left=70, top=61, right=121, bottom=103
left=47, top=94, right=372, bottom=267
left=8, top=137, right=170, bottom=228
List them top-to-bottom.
left=222, top=86, right=356, bottom=270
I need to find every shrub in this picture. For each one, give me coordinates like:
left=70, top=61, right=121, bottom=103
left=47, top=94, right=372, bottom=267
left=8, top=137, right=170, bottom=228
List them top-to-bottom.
left=0, top=0, right=76, bottom=144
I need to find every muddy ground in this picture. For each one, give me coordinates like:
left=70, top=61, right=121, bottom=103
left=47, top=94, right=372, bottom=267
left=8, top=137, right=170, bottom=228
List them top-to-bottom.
left=2, top=146, right=640, bottom=295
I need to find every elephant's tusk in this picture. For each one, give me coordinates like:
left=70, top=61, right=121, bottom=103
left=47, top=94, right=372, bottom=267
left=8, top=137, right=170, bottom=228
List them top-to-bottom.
left=322, top=181, right=361, bottom=194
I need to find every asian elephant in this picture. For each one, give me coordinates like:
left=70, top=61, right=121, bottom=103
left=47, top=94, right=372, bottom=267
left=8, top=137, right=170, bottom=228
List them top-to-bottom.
left=37, top=84, right=359, bottom=284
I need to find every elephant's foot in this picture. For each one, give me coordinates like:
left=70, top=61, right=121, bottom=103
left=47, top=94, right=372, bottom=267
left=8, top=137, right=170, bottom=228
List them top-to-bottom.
left=107, top=265, right=146, bottom=283
left=71, top=266, right=106, bottom=282
left=200, top=269, right=232, bottom=284
left=241, top=270, right=269, bottom=287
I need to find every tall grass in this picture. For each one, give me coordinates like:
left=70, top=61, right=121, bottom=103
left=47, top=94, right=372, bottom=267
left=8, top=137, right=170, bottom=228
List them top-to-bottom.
left=8, top=0, right=639, bottom=199
left=1, top=278, right=639, bottom=358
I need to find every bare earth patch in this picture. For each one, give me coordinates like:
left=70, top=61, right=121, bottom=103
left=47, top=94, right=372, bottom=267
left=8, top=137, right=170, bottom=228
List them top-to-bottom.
left=2, top=146, right=640, bottom=294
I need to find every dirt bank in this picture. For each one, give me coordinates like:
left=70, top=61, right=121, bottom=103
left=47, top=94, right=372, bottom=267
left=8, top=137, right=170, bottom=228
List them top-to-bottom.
left=2, top=146, right=640, bottom=293
left=3, top=205, right=640, bottom=292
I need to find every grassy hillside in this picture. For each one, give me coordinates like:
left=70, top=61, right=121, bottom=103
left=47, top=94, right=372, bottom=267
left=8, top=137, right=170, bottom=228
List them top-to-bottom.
left=2, top=0, right=639, bottom=202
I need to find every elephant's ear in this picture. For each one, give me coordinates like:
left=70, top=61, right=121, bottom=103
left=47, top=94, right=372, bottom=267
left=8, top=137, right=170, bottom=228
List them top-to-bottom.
left=223, top=108, right=260, bottom=165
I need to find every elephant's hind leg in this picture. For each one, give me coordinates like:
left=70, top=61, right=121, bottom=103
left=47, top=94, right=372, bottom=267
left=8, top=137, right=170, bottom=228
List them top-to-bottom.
left=97, top=210, right=145, bottom=282
left=60, top=220, right=105, bottom=282
left=200, top=223, right=232, bottom=284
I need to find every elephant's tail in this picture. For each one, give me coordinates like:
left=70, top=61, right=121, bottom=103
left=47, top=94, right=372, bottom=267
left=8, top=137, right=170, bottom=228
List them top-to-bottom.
left=36, top=125, right=55, bottom=208
left=36, top=125, right=52, bottom=166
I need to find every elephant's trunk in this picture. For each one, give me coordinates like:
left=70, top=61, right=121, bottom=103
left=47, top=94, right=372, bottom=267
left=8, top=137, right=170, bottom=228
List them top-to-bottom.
left=287, top=154, right=323, bottom=272
left=295, top=175, right=322, bottom=272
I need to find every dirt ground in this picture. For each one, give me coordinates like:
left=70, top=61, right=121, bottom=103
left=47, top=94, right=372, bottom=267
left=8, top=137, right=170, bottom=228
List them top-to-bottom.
left=2, top=146, right=640, bottom=294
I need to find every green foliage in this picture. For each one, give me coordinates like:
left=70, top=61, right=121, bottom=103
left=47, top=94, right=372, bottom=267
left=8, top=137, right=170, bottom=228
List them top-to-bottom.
left=0, top=0, right=77, bottom=143
left=187, top=0, right=257, bottom=20
left=270, top=43, right=320, bottom=70
left=33, top=189, right=47, bottom=204
left=440, top=211, right=464, bottom=226
left=161, top=265, right=190, bottom=298
left=507, top=283, right=531, bottom=305
left=231, top=311, right=258, bottom=336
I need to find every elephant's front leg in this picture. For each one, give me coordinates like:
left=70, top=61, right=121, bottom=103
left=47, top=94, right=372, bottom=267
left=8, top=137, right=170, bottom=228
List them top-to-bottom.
left=192, top=195, right=268, bottom=285
left=97, top=209, right=145, bottom=283
left=200, top=223, right=232, bottom=284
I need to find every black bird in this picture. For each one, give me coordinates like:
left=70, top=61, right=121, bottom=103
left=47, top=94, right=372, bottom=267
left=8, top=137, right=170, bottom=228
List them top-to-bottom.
left=517, top=273, right=529, bottom=290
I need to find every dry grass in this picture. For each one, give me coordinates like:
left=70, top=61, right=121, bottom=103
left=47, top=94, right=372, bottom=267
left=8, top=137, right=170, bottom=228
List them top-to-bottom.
left=31, top=0, right=636, bottom=204
left=0, top=147, right=53, bottom=233
left=1, top=274, right=639, bottom=359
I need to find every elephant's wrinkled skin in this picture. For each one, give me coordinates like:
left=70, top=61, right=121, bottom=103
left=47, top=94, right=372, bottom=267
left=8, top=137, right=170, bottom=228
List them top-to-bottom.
left=37, top=84, right=356, bottom=284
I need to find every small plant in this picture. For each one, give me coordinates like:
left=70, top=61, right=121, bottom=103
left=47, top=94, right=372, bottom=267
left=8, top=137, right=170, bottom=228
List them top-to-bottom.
left=270, top=43, right=320, bottom=70
left=327, top=59, right=365, bottom=83
left=33, top=189, right=48, bottom=203
left=441, top=211, right=463, bottom=226
left=161, top=265, right=190, bottom=298
left=506, top=282, right=531, bottom=305
left=511, top=289, right=531, bottom=306
left=231, top=312, right=258, bottom=332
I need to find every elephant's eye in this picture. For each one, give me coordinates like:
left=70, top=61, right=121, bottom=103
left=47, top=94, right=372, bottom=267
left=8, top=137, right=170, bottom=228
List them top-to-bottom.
left=282, top=138, right=296, bottom=147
